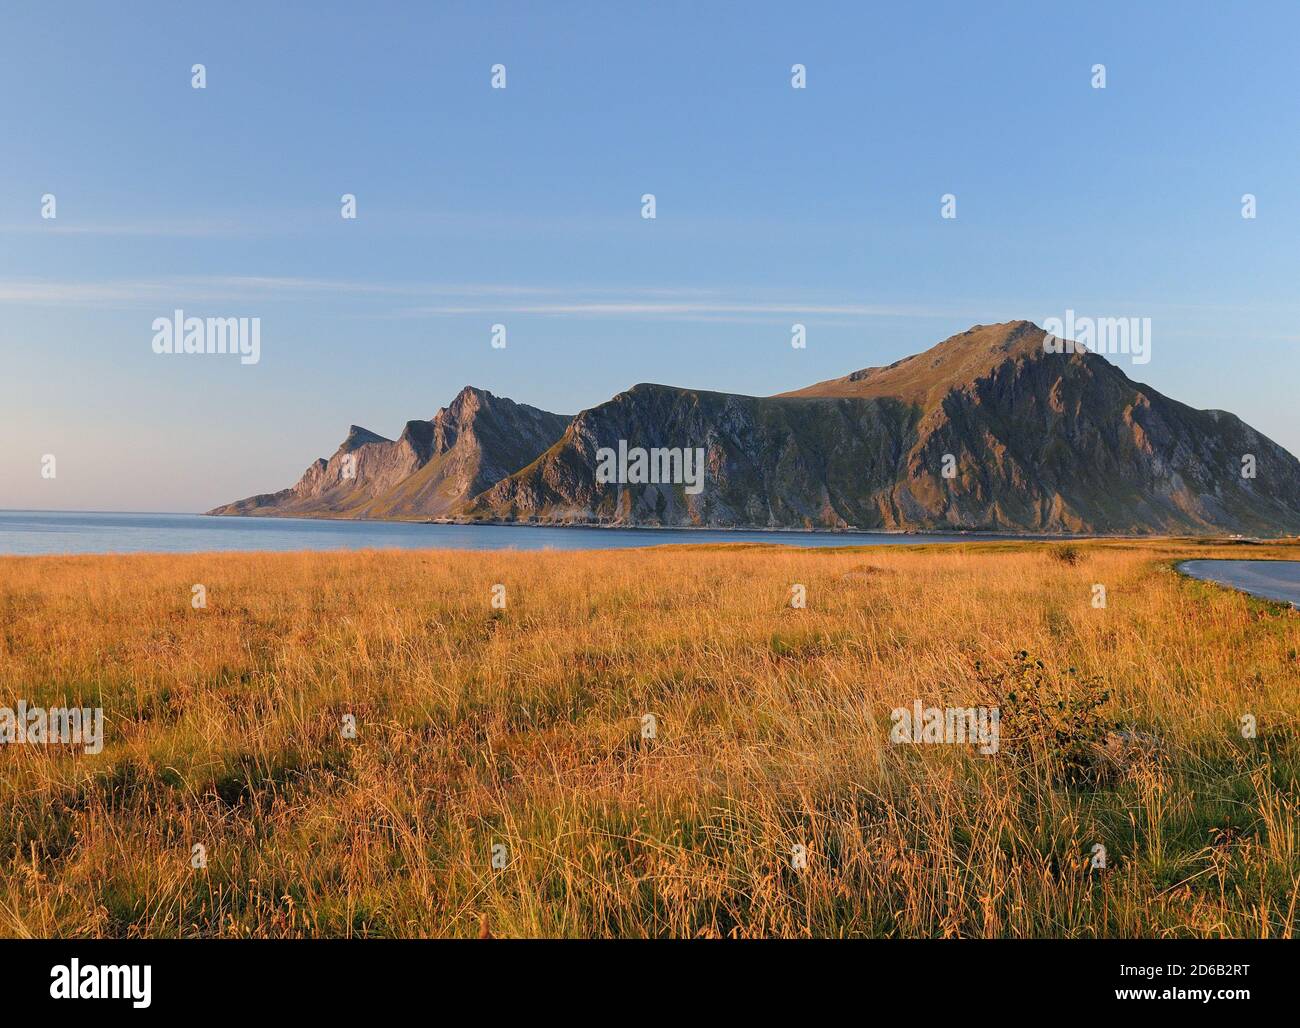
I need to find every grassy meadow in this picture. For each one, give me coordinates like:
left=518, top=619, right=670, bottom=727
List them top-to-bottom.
left=1, top=538, right=1298, bottom=938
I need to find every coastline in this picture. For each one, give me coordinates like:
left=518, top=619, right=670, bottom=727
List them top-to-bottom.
left=200, top=508, right=1148, bottom=540
left=207, top=509, right=1296, bottom=542
left=6, top=510, right=1294, bottom=560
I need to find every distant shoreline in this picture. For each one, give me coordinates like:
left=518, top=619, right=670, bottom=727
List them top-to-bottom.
left=196, top=508, right=1120, bottom=539
left=202, top=509, right=1108, bottom=539
left=0, top=510, right=1110, bottom=558
left=203, top=510, right=1283, bottom=542
left=5, top=511, right=1293, bottom=559
left=421, top=518, right=1083, bottom=539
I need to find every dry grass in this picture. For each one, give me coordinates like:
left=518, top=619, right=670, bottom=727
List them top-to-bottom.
left=1, top=538, right=1298, bottom=938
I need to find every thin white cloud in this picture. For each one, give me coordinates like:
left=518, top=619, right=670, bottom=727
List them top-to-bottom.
left=0, top=220, right=273, bottom=239
left=0, top=276, right=962, bottom=321
left=0, top=276, right=729, bottom=306
left=193, top=277, right=723, bottom=298
left=0, top=280, right=183, bottom=304
left=399, top=302, right=940, bottom=317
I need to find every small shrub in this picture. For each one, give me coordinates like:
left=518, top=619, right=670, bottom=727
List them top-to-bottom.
left=1050, top=544, right=1083, bottom=566
left=977, top=650, right=1115, bottom=785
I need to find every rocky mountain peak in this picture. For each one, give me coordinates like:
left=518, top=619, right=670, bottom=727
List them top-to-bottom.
left=210, top=324, right=1300, bottom=536
left=339, top=425, right=390, bottom=452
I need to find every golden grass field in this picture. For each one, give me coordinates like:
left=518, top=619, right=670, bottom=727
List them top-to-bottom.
left=2, top=538, right=1298, bottom=938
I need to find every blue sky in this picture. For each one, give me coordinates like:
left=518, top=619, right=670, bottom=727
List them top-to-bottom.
left=4, top=1, right=1300, bottom=512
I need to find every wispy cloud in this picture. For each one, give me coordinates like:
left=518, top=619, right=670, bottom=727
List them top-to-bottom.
left=0, top=206, right=664, bottom=240
left=0, top=220, right=276, bottom=239
left=0, top=275, right=966, bottom=322
left=0, top=280, right=185, bottom=304
left=394, top=301, right=948, bottom=323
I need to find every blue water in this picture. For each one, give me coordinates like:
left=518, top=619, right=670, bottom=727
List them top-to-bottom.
left=0, top=510, right=1011, bottom=556
left=1178, top=559, right=1300, bottom=607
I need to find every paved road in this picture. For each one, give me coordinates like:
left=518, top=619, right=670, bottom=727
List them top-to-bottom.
left=1179, top=559, right=1300, bottom=606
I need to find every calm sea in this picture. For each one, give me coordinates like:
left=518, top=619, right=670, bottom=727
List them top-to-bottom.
left=0, top=510, right=1008, bottom=556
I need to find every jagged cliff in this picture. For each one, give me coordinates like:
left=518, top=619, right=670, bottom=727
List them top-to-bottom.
left=210, top=322, right=1300, bottom=535
left=207, top=387, right=570, bottom=519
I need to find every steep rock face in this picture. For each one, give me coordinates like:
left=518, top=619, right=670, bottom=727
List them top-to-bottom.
left=210, top=322, right=1300, bottom=535
left=466, top=322, right=1300, bottom=534
left=786, top=322, right=1300, bottom=533
left=465, top=385, right=920, bottom=527
left=365, top=387, right=572, bottom=517
left=207, top=388, right=569, bottom=519
left=206, top=424, right=417, bottom=517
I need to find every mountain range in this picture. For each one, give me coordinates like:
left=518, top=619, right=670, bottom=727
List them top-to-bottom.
left=208, top=321, right=1300, bottom=535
